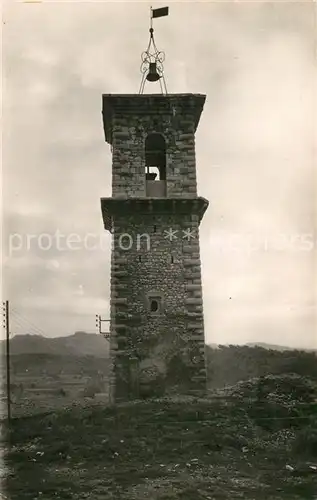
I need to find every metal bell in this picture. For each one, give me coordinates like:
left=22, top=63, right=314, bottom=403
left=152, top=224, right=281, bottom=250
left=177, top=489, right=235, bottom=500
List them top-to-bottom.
left=146, top=62, right=160, bottom=82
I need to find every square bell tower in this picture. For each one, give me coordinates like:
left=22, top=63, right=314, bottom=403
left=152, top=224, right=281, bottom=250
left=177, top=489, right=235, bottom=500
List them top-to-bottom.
left=101, top=94, right=209, bottom=401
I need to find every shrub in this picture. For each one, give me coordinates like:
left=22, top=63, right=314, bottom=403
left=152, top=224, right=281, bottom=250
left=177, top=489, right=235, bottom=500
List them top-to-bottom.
left=228, top=374, right=317, bottom=431
left=292, top=418, right=317, bottom=456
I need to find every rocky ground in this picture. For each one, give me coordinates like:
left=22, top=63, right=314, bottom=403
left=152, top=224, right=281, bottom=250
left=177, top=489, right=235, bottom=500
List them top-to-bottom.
left=2, top=375, right=317, bottom=499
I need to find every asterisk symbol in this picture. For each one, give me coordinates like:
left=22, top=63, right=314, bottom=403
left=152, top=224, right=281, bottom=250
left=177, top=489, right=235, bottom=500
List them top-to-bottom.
left=164, top=228, right=178, bottom=241
left=182, top=228, right=196, bottom=241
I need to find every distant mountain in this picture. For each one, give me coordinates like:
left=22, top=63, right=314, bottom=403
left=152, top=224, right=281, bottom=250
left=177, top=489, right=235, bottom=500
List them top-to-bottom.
left=1, top=331, right=109, bottom=358
left=2, top=335, right=315, bottom=359
left=206, top=342, right=316, bottom=352
left=245, top=342, right=316, bottom=352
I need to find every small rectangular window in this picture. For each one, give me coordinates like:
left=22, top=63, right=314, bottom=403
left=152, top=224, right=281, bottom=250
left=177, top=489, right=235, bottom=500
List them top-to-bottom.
left=148, top=295, right=163, bottom=314
left=150, top=299, right=159, bottom=312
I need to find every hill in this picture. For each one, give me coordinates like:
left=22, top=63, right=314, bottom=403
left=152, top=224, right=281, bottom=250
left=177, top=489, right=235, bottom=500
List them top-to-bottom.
left=0, top=331, right=109, bottom=358
left=0, top=332, right=110, bottom=418
left=2, top=334, right=315, bottom=359
left=207, top=342, right=316, bottom=352
left=245, top=342, right=316, bottom=352
left=206, top=344, right=317, bottom=389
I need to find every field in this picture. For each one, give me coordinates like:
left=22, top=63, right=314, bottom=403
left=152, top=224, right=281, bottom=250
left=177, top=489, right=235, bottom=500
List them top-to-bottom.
left=0, top=354, right=110, bottom=418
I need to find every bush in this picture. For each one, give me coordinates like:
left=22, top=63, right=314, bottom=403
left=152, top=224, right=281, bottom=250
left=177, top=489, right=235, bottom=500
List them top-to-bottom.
left=227, top=374, right=317, bottom=431
left=292, top=418, right=317, bottom=456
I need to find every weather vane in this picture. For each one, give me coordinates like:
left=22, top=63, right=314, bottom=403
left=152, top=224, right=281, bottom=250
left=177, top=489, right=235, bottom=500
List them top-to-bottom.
left=139, top=6, right=169, bottom=94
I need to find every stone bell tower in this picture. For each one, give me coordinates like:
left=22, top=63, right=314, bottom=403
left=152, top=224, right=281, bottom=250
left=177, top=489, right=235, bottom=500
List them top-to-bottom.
left=100, top=8, right=209, bottom=402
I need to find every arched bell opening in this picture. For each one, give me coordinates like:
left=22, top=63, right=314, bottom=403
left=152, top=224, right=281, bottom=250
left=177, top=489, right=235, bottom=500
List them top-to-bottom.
left=145, top=133, right=167, bottom=197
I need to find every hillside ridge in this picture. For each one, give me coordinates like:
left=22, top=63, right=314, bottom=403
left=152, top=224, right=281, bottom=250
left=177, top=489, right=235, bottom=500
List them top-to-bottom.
left=0, top=331, right=109, bottom=357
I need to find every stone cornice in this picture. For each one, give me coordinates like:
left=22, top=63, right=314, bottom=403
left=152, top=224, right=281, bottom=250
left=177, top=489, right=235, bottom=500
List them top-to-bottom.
left=102, top=94, right=206, bottom=144
left=101, top=196, right=209, bottom=231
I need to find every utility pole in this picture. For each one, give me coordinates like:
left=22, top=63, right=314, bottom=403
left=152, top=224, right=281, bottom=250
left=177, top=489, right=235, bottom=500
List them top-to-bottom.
left=3, top=300, right=11, bottom=423
left=96, top=314, right=110, bottom=340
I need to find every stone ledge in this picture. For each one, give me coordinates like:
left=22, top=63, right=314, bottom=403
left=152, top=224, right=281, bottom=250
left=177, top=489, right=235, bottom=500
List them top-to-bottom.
left=179, top=133, right=194, bottom=140
left=101, top=197, right=209, bottom=232
left=183, top=246, right=199, bottom=254
left=114, top=258, right=128, bottom=264
left=183, top=259, right=201, bottom=267
left=112, top=270, right=128, bottom=277
left=184, top=272, right=202, bottom=279
left=111, top=284, right=128, bottom=290
left=185, top=284, right=202, bottom=291
left=112, top=298, right=128, bottom=304
left=185, top=298, right=203, bottom=305
left=114, top=312, right=133, bottom=318
left=187, top=323, right=204, bottom=329
left=190, top=333, right=205, bottom=339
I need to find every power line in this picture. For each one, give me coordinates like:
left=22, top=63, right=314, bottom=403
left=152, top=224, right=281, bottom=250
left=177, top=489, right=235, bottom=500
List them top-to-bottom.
left=11, top=308, right=47, bottom=333
left=11, top=309, right=48, bottom=337
left=96, top=314, right=110, bottom=340
left=10, top=315, right=42, bottom=337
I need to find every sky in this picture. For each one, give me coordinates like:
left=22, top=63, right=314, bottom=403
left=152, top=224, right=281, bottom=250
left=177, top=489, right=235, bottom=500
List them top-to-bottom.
left=2, top=0, right=317, bottom=348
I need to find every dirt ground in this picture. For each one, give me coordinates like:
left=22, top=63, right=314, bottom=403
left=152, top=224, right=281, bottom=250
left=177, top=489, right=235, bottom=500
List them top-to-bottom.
left=3, top=393, right=317, bottom=499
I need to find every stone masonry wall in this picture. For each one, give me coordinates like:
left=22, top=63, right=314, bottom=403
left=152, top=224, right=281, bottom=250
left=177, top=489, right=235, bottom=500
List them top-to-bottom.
left=109, top=212, right=207, bottom=401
